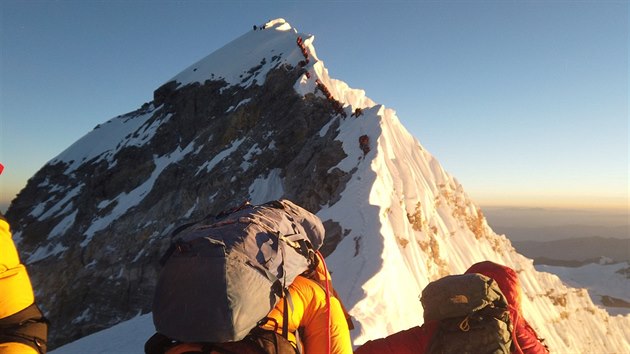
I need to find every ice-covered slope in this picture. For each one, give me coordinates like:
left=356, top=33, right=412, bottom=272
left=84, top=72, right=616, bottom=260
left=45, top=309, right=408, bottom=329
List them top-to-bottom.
left=11, top=19, right=629, bottom=353
left=315, top=97, right=630, bottom=351
left=537, top=262, right=630, bottom=316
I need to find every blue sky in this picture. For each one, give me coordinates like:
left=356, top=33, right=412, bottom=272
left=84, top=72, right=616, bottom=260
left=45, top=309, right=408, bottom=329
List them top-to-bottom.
left=0, top=1, right=627, bottom=211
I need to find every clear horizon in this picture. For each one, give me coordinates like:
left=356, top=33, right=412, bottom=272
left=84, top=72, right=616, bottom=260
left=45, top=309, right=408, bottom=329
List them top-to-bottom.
left=1, top=1, right=628, bottom=212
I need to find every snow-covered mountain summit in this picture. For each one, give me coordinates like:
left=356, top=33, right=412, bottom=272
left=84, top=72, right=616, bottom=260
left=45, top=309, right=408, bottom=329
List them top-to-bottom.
left=7, top=19, right=629, bottom=352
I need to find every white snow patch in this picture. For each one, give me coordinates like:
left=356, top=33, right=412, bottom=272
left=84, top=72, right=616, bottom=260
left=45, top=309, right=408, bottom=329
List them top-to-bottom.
left=226, top=98, right=252, bottom=113
left=318, top=118, right=336, bottom=137
left=197, top=137, right=245, bottom=174
left=240, top=143, right=262, bottom=171
left=248, top=169, right=284, bottom=204
left=37, top=184, right=84, bottom=221
left=208, top=191, right=219, bottom=204
left=97, top=199, right=114, bottom=210
left=183, top=200, right=198, bottom=218
left=28, top=201, right=48, bottom=219
left=48, top=210, right=78, bottom=239
left=11, top=231, right=23, bottom=245
left=26, top=242, right=68, bottom=264
left=132, top=249, right=146, bottom=263
left=84, top=259, right=97, bottom=269
left=108, top=268, right=125, bottom=280
left=71, top=308, right=92, bottom=325
left=49, top=314, right=155, bottom=354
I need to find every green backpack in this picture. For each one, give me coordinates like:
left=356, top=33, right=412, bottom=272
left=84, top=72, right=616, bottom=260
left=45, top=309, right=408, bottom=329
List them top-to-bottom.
left=420, top=273, right=513, bottom=354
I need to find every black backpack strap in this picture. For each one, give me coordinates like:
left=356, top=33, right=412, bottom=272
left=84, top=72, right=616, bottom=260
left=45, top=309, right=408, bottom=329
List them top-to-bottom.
left=263, top=200, right=285, bottom=210
left=215, top=201, right=252, bottom=219
left=159, top=238, right=192, bottom=266
left=282, top=291, right=290, bottom=340
left=0, top=303, right=48, bottom=354
left=248, top=326, right=299, bottom=354
left=144, top=332, right=176, bottom=354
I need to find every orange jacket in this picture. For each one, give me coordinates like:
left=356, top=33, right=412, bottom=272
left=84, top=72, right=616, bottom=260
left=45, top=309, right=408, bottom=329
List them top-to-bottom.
left=0, top=217, right=39, bottom=354
left=0, top=218, right=34, bottom=318
left=355, top=261, right=549, bottom=354
left=261, top=275, right=353, bottom=354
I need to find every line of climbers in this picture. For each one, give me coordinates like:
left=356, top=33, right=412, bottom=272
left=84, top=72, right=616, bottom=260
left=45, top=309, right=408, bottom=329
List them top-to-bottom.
left=296, top=36, right=347, bottom=118
left=296, top=36, right=366, bottom=123
left=296, top=37, right=310, bottom=68
left=297, top=37, right=366, bottom=155
left=314, top=79, right=347, bottom=118
left=350, top=108, right=363, bottom=118
left=359, top=135, right=370, bottom=155
left=1, top=194, right=551, bottom=354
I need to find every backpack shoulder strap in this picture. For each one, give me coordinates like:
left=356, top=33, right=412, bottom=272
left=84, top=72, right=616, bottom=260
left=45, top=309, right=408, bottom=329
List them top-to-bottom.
left=0, top=303, right=48, bottom=354
left=145, top=332, right=174, bottom=354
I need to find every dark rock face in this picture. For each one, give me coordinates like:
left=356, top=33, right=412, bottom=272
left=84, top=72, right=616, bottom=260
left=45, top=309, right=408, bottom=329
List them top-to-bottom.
left=6, top=64, right=353, bottom=349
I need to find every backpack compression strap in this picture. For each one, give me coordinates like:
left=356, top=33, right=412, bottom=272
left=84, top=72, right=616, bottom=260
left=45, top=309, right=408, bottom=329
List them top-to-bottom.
left=0, top=303, right=48, bottom=354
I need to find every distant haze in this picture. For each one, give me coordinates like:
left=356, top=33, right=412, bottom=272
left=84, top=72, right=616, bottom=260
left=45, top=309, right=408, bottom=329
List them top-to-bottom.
left=483, top=206, right=629, bottom=242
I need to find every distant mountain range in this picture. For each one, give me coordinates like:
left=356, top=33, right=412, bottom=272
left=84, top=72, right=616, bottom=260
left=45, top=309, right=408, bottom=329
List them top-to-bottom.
left=495, top=224, right=628, bottom=242
left=513, top=236, right=629, bottom=266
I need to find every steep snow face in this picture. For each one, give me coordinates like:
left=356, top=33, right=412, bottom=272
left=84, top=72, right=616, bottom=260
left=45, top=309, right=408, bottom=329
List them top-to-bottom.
left=14, top=18, right=630, bottom=353
left=169, top=18, right=306, bottom=89
left=284, top=20, right=630, bottom=352
left=50, top=107, right=170, bottom=173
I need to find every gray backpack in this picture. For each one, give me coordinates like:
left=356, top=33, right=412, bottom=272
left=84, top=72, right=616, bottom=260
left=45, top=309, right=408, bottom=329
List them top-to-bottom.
left=152, top=199, right=325, bottom=344
left=420, top=273, right=513, bottom=354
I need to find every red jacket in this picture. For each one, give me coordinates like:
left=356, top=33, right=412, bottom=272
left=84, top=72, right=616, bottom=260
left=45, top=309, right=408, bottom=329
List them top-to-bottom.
left=354, top=261, right=549, bottom=354
left=465, top=261, right=549, bottom=354
left=353, top=323, right=438, bottom=354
